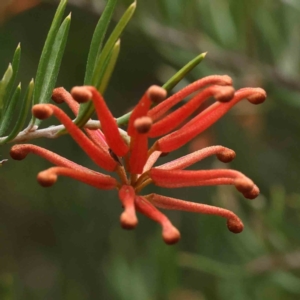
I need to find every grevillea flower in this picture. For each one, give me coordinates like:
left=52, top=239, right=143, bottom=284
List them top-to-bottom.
left=10, top=75, right=267, bottom=244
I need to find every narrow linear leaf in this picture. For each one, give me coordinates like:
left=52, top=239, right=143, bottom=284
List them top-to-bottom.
left=32, top=0, right=67, bottom=107
left=76, top=0, right=136, bottom=128
left=84, top=0, right=118, bottom=85
left=93, top=0, right=136, bottom=87
left=33, top=13, right=71, bottom=126
left=98, top=39, right=121, bottom=94
left=4, top=43, right=21, bottom=111
left=4, top=43, right=21, bottom=105
left=116, top=52, right=207, bottom=126
left=162, top=52, right=207, bottom=92
left=0, top=64, right=13, bottom=114
left=0, top=79, right=34, bottom=144
left=0, top=84, right=22, bottom=136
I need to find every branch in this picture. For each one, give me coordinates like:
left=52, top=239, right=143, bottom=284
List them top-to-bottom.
left=0, top=119, right=129, bottom=144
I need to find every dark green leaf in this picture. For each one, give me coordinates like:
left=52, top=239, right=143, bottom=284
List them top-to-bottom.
left=32, top=0, right=67, bottom=106
left=84, top=0, right=118, bottom=85
left=76, top=1, right=136, bottom=128
left=33, top=13, right=71, bottom=126
left=97, top=39, right=121, bottom=94
left=3, top=43, right=21, bottom=112
left=116, top=52, right=207, bottom=125
left=162, top=52, right=207, bottom=92
left=0, top=64, right=13, bottom=115
left=0, top=79, right=34, bottom=144
left=0, top=84, right=21, bottom=136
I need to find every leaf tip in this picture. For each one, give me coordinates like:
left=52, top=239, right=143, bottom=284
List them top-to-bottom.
left=130, top=0, right=137, bottom=9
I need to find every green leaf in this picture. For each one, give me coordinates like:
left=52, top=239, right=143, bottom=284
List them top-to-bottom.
left=31, top=0, right=68, bottom=123
left=32, top=0, right=67, bottom=104
left=76, top=0, right=136, bottom=129
left=84, top=0, right=118, bottom=85
left=33, top=13, right=71, bottom=126
left=98, top=39, right=121, bottom=94
left=3, top=43, right=21, bottom=113
left=0, top=44, right=21, bottom=122
left=116, top=52, right=207, bottom=125
left=162, top=52, right=207, bottom=92
left=0, top=64, right=13, bottom=115
left=0, top=79, right=34, bottom=144
left=0, top=83, right=22, bottom=136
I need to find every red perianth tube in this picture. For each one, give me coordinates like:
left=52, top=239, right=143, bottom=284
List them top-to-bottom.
left=148, top=75, right=232, bottom=121
left=127, top=85, right=166, bottom=136
left=84, top=86, right=129, bottom=157
left=149, top=86, right=234, bottom=137
left=53, top=87, right=108, bottom=150
left=156, top=88, right=266, bottom=153
left=32, top=104, right=117, bottom=171
left=128, top=117, right=153, bottom=174
left=128, top=135, right=148, bottom=174
left=10, top=144, right=101, bottom=173
left=156, top=146, right=235, bottom=170
left=142, top=151, right=162, bottom=173
left=37, top=166, right=117, bottom=190
left=149, top=168, right=254, bottom=191
left=118, top=185, right=138, bottom=229
left=145, top=193, right=244, bottom=233
left=135, top=196, right=181, bottom=244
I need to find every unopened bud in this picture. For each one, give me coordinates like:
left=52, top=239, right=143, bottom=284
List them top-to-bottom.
left=147, top=85, right=167, bottom=103
left=71, top=86, right=92, bottom=103
left=215, top=86, right=235, bottom=102
left=52, top=87, right=66, bottom=104
left=247, top=88, right=267, bottom=104
left=32, top=104, right=53, bottom=120
left=134, top=116, right=153, bottom=134
left=10, top=145, right=28, bottom=160
left=216, top=148, right=236, bottom=163
left=37, top=171, right=57, bottom=187
left=234, top=178, right=254, bottom=193
left=243, top=185, right=260, bottom=199
left=227, top=218, right=244, bottom=233
left=162, top=225, right=181, bottom=245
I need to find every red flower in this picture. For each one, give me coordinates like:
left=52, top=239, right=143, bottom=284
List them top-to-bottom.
left=10, top=75, right=266, bottom=244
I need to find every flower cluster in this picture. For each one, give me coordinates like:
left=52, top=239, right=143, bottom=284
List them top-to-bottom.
left=10, top=75, right=266, bottom=244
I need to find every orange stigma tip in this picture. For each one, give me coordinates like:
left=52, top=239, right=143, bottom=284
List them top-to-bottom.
left=220, top=75, right=233, bottom=86
left=71, top=86, right=92, bottom=103
left=147, top=86, right=167, bottom=103
left=215, top=86, right=235, bottom=102
left=52, top=87, right=66, bottom=104
left=247, top=88, right=267, bottom=104
left=32, top=104, right=53, bottom=119
left=134, top=116, right=153, bottom=134
left=10, top=145, right=28, bottom=160
left=216, top=149, right=236, bottom=163
left=37, top=171, right=57, bottom=187
left=234, top=178, right=254, bottom=193
left=243, top=185, right=260, bottom=199
left=120, top=212, right=138, bottom=230
left=227, top=218, right=244, bottom=233
left=162, top=225, right=181, bottom=245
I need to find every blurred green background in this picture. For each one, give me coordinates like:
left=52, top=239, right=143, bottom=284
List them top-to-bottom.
left=1, top=0, right=300, bottom=299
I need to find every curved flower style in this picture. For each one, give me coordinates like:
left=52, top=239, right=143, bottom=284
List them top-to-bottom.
left=10, top=75, right=267, bottom=244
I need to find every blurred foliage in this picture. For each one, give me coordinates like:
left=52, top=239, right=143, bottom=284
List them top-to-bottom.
left=0, top=0, right=300, bottom=299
